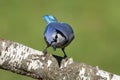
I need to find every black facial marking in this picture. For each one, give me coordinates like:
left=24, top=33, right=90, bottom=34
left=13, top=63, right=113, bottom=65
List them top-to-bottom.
left=56, top=29, right=69, bottom=45
left=56, top=30, right=66, bottom=39
left=53, top=34, right=57, bottom=42
left=55, top=34, right=58, bottom=39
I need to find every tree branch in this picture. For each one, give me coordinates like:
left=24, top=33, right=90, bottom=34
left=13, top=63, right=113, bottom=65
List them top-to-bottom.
left=0, top=39, right=120, bottom=80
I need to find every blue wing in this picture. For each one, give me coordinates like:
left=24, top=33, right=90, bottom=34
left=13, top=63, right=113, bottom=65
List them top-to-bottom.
left=44, top=22, right=74, bottom=46
left=44, top=23, right=74, bottom=38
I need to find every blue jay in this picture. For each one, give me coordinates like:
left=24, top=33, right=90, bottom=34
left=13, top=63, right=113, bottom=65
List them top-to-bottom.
left=43, top=15, right=74, bottom=58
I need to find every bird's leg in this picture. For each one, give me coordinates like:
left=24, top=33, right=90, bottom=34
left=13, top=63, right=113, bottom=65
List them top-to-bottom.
left=43, top=45, right=49, bottom=55
left=62, top=48, right=67, bottom=59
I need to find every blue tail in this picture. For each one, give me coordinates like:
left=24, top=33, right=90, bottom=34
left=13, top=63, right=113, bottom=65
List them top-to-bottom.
left=43, top=15, right=58, bottom=24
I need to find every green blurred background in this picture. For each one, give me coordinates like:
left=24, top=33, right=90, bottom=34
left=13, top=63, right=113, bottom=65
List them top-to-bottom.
left=0, top=0, right=120, bottom=80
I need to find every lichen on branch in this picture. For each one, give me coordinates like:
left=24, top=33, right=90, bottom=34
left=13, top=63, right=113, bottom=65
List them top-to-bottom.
left=0, top=39, right=120, bottom=80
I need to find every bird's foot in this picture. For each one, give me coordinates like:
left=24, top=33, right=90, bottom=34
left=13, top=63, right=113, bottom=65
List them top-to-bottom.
left=42, top=49, right=47, bottom=56
left=63, top=55, right=68, bottom=61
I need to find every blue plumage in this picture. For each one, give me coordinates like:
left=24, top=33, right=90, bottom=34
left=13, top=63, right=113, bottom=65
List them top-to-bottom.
left=43, top=15, right=74, bottom=58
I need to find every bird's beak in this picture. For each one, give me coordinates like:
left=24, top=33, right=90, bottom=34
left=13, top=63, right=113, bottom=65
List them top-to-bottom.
left=51, top=41, right=56, bottom=51
left=51, top=43, right=56, bottom=51
left=52, top=45, right=56, bottom=51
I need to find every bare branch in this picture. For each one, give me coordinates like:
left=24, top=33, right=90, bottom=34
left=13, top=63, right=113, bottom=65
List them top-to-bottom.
left=0, top=39, right=120, bottom=80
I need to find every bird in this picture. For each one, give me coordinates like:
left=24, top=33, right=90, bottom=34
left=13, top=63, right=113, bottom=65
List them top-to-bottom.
left=43, top=15, right=74, bottom=58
